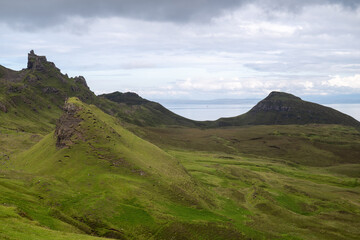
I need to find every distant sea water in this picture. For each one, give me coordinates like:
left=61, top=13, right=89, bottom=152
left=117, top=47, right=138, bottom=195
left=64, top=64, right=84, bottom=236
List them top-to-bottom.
left=160, top=101, right=360, bottom=122
left=324, top=104, right=360, bottom=122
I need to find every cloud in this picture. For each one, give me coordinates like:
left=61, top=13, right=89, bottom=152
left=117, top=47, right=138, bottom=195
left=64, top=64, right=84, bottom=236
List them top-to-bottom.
left=0, top=0, right=359, bottom=29
left=0, top=0, right=247, bottom=29
left=0, top=2, right=359, bottom=100
left=323, top=74, right=360, bottom=88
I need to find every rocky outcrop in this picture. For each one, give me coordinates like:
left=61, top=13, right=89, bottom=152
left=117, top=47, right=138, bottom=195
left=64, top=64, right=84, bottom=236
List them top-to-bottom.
left=27, top=50, right=60, bottom=72
left=74, top=76, right=89, bottom=89
left=7, top=85, right=25, bottom=93
left=42, top=87, right=59, bottom=94
left=249, top=92, right=300, bottom=113
left=251, top=101, right=292, bottom=112
left=0, top=102, right=7, bottom=113
left=55, top=102, right=82, bottom=148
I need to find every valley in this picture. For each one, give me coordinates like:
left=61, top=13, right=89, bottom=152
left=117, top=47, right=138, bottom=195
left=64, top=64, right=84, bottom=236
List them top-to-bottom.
left=0, top=52, right=359, bottom=240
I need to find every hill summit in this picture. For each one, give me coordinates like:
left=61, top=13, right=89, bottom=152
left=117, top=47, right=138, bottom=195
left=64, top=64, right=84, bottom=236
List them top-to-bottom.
left=1, top=51, right=359, bottom=129
left=215, top=91, right=360, bottom=127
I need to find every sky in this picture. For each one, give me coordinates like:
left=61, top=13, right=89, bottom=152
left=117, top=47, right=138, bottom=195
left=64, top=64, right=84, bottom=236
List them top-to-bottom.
left=0, top=0, right=359, bottom=100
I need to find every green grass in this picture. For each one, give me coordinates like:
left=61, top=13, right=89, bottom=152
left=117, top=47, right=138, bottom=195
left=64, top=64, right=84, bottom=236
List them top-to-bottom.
left=0, top=97, right=359, bottom=239
left=1, top=98, right=243, bottom=239
left=139, top=124, right=360, bottom=166
left=165, top=149, right=360, bottom=240
left=0, top=205, right=109, bottom=240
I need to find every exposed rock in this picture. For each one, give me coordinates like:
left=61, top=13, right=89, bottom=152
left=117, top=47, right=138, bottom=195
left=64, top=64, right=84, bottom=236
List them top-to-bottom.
left=27, top=50, right=60, bottom=72
left=24, top=74, right=41, bottom=84
left=74, top=76, right=89, bottom=89
left=7, top=85, right=24, bottom=93
left=71, top=85, right=80, bottom=92
left=42, top=87, right=59, bottom=94
left=250, top=92, right=299, bottom=113
left=251, top=101, right=292, bottom=112
left=0, top=102, right=7, bottom=113
left=55, top=102, right=82, bottom=148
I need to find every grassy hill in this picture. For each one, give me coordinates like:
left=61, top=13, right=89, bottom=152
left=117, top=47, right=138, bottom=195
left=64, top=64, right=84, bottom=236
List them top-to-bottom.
left=0, top=51, right=203, bottom=132
left=0, top=51, right=96, bottom=133
left=1, top=52, right=360, bottom=239
left=2, top=52, right=359, bottom=132
left=98, top=92, right=204, bottom=127
left=214, top=92, right=360, bottom=127
left=0, top=97, right=359, bottom=240
left=2, top=97, right=249, bottom=239
left=138, top=124, right=360, bottom=167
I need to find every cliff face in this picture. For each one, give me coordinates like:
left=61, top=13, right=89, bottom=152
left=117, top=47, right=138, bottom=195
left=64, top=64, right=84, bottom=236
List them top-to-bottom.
left=27, top=50, right=60, bottom=72
left=0, top=51, right=97, bottom=133
left=249, top=92, right=300, bottom=113
left=54, top=101, right=83, bottom=148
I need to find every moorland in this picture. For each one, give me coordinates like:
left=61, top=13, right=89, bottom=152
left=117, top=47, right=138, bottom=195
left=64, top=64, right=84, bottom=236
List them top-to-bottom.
left=0, top=51, right=359, bottom=240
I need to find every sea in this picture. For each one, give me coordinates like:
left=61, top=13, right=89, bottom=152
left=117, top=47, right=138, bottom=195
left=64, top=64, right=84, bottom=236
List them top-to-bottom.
left=159, top=101, right=360, bottom=122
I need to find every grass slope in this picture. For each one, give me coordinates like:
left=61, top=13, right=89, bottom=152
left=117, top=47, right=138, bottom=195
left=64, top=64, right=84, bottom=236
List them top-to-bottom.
left=1, top=53, right=359, bottom=239
left=2, top=55, right=359, bottom=131
left=0, top=59, right=95, bottom=133
left=98, top=91, right=203, bottom=127
left=214, top=92, right=360, bottom=127
left=0, top=97, right=359, bottom=239
left=2, top=98, right=247, bottom=239
left=139, top=124, right=360, bottom=167
left=168, top=150, right=360, bottom=240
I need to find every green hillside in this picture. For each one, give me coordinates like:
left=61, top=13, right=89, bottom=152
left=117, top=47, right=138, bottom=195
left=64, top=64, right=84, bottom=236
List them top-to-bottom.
left=0, top=51, right=96, bottom=133
left=0, top=51, right=202, bottom=131
left=0, top=52, right=359, bottom=240
left=2, top=52, right=359, bottom=131
left=98, top=91, right=203, bottom=127
left=214, top=92, right=360, bottom=127
left=0, top=97, right=359, bottom=240
left=2, top=97, right=248, bottom=239
left=139, top=124, right=360, bottom=167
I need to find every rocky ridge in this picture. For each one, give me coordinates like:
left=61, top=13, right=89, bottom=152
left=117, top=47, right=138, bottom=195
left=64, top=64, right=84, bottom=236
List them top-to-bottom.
left=54, top=101, right=83, bottom=148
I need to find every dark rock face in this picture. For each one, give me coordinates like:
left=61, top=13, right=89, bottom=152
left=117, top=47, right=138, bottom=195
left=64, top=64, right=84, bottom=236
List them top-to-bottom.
left=27, top=50, right=60, bottom=72
left=24, top=74, right=41, bottom=84
left=74, top=76, right=89, bottom=89
left=7, top=85, right=25, bottom=93
left=71, top=85, right=80, bottom=92
left=42, top=87, right=59, bottom=94
left=249, top=92, right=302, bottom=114
left=251, top=101, right=292, bottom=112
left=0, top=102, right=7, bottom=113
left=55, top=102, right=82, bottom=148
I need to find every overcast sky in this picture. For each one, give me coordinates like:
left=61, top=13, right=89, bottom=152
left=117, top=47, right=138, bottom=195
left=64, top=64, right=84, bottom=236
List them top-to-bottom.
left=0, top=0, right=359, bottom=100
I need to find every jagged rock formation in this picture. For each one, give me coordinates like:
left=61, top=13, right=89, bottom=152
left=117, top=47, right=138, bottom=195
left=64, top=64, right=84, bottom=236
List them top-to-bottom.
left=27, top=50, right=60, bottom=72
left=0, top=51, right=98, bottom=133
left=2, top=51, right=359, bottom=130
left=74, top=76, right=89, bottom=89
left=214, top=91, right=360, bottom=127
left=54, top=101, right=82, bottom=148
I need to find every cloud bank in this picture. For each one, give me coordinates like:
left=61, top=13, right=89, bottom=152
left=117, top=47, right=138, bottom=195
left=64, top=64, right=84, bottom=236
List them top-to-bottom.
left=0, top=0, right=359, bottom=99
